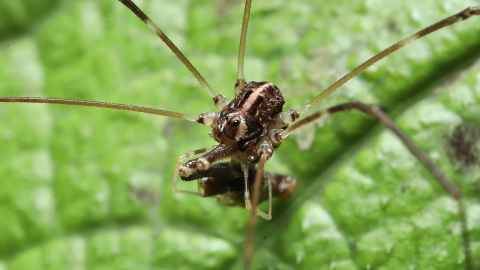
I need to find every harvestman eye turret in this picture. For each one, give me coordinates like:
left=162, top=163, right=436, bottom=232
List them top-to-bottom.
left=0, top=1, right=479, bottom=269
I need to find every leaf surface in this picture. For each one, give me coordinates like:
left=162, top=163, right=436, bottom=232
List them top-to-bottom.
left=0, top=0, right=479, bottom=269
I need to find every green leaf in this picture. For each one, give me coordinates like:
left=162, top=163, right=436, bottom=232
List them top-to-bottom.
left=0, top=0, right=479, bottom=269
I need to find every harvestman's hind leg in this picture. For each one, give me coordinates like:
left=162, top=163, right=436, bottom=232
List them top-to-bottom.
left=283, top=101, right=472, bottom=270
left=172, top=148, right=209, bottom=196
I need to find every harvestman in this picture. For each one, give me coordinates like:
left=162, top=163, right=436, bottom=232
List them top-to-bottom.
left=0, top=1, right=479, bottom=269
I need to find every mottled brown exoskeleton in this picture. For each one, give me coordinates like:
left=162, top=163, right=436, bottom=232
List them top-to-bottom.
left=1, top=1, right=479, bottom=269
left=176, top=81, right=299, bottom=218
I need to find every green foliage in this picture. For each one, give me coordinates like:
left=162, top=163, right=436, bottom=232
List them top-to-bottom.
left=0, top=0, right=479, bottom=269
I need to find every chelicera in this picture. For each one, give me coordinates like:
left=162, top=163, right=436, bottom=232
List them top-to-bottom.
left=0, top=1, right=479, bottom=269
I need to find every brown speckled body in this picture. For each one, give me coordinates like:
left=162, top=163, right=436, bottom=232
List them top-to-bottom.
left=178, top=81, right=296, bottom=206
left=212, top=81, right=285, bottom=159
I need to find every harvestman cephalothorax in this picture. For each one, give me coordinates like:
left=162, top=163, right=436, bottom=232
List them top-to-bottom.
left=1, top=1, right=479, bottom=269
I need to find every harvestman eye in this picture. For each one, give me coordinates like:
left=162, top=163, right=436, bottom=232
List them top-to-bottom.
left=0, top=1, right=479, bottom=269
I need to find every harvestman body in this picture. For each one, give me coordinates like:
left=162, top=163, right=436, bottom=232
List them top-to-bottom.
left=1, top=1, right=479, bottom=269
left=176, top=81, right=298, bottom=217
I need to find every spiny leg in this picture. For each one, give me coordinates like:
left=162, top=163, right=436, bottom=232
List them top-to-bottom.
left=118, top=0, right=220, bottom=101
left=236, top=0, right=253, bottom=92
left=301, top=6, right=480, bottom=113
left=283, top=101, right=472, bottom=270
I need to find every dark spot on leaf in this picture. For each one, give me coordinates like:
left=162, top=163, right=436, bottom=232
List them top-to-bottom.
left=446, top=123, right=480, bottom=168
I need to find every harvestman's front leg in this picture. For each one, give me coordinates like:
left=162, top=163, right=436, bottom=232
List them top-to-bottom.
left=283, top=101, right=472, bottom=270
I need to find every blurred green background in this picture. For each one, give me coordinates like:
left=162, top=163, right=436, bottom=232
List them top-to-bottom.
left=0, top=0, right=480, bottom=269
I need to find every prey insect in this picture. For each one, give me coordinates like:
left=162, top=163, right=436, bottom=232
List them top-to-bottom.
left=0, top=0, right=479, bottom=269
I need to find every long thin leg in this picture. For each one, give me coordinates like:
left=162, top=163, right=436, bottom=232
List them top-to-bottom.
left=118, top=0, right=218, bottom=99
left=236, top=0, right=253, bottom=92
left=302, top=7, right=480, bottom=112
left=0, top=97, right=194, bottom=121
left=283, top=101, right=472, bottom=269
left=244, top=148, right=270, bottom=270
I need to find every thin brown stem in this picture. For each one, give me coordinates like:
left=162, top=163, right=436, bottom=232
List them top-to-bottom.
left=118, top=0, right=217, bottom=98
left=237, top=0, right=253, bottom=88
left=303, top=6, right=480, bottom=111
left=0, top=97, right=193, bottom=121
left=244, top=153, right=267, bottom=270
